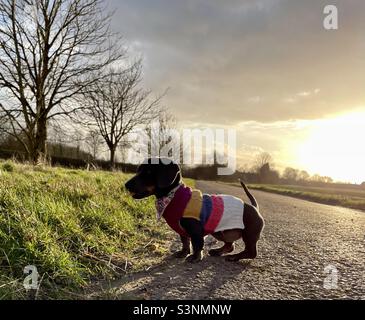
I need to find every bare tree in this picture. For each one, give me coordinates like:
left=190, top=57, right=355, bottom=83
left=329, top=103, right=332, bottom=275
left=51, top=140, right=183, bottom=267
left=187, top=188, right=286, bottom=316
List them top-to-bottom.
left=0, top=0, right=123, bottom=162
left=81, top=61, right=162, bottom=168
left=146, top=110, right=180, bottom=160
left=0, top=118, right=11, bottom=145
left=73, top=128, right=84, bottom=159
left=85, top=129, right=103, bottom=160
left=118, top=138, right=133, bottom=164
left=253, top=152, right=273, bottom=172
left=282, top=167, right=299, bottom=182
left=298, top=170, right=310, bottom=182
left=311, top=174, right=333, bottom=184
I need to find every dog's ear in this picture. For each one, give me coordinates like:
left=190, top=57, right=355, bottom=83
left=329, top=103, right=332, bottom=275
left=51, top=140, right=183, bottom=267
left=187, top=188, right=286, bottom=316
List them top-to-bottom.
left=156, top=161, right=181, bottom=189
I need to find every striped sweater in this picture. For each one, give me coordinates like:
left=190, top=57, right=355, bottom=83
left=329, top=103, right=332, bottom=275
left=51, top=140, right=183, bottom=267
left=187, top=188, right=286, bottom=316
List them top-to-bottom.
left=156, top=184, right=245, bottom=236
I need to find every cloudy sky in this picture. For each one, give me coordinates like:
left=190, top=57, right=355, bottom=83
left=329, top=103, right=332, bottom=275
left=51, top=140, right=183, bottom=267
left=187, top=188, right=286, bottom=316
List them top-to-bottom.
left=108, top=0, right=365, bottom=183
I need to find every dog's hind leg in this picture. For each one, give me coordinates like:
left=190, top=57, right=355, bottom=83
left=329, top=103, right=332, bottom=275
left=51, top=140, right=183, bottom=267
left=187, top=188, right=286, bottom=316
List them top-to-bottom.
left=226, top=204, right=264, bottom=262
left=210, top=229, right=241, bottom=257
left=225, top=231, right=259, bottom=261
left=209, top=242, right=235, bottom=256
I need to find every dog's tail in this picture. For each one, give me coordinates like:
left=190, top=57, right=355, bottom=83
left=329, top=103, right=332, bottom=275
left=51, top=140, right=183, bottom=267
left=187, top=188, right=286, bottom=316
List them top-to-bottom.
left=239, top=179, right=259, bottom=210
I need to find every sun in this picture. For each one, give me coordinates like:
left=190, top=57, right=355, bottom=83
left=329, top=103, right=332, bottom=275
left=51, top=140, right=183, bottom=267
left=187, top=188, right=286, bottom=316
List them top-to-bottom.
left=296, top=110, right=365, bottom=184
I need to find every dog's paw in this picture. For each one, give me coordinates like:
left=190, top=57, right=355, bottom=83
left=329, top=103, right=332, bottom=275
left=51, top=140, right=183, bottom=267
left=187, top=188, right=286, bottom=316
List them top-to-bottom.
left=209, top=245, right=234, bottom=257
left=208, top=248, right=223, bottom=257
left=173, top=249, right=190, bottom=259
left=185, top=252, right=203, bottom=263
left=225, top=252, right=256, bottom=262
left=225, top=254, right=240, bottom=262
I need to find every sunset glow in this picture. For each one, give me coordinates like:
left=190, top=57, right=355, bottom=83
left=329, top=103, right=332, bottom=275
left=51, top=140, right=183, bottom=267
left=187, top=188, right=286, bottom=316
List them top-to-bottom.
left=296, top=110, right=365, bottom=183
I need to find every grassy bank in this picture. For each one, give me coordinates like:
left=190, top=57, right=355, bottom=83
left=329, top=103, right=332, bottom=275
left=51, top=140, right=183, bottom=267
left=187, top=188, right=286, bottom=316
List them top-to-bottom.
left=0, top=161, right=193, bottom=299
left=246, top=183, right=365, bottom=212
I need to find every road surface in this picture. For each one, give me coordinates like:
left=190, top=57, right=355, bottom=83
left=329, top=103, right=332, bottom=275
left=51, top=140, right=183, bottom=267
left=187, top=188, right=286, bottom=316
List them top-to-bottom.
left=106, top=181, right=365, bottom=299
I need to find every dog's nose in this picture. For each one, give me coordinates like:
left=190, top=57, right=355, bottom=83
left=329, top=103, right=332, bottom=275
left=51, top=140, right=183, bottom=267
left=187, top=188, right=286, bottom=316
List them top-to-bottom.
left=125, top=179, right=134, bottom=192
left=125, top=180, right=131, bottom=190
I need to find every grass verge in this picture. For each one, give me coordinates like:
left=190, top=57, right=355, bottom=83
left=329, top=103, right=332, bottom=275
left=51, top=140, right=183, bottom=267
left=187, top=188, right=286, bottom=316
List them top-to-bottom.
left=0, top=160, right=194, bottom=299
left=246, top=183, right=365, bottom=212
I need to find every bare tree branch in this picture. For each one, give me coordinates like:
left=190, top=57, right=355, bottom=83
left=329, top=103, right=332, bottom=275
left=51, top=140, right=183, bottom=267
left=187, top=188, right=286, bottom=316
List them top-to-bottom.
left=0, top=0, right=124, bottom=162
left=80, top=60, right=163, bottom=167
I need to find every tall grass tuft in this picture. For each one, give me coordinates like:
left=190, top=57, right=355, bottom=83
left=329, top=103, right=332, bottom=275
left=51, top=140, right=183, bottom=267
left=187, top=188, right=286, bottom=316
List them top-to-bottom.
left=0, top=162, right=179, bottom=299
left=1, top=162, right=14, bottom=172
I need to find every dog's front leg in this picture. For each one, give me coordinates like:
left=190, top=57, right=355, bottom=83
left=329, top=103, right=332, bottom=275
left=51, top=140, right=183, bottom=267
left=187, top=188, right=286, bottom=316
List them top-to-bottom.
left=180, top=218, right=204, bottom=263
left=173, top=235, right=191, bottom=258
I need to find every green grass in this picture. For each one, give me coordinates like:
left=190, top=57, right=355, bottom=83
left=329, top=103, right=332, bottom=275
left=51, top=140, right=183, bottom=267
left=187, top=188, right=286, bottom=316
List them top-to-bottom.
left=0, top=161, right=194, bottom=299
left=246, top=184, right=365, bottom=212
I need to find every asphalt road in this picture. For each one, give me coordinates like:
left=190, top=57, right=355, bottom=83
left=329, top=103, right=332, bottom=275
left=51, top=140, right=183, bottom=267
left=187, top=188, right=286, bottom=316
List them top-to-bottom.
left=113, top=181, right=365, bottom=300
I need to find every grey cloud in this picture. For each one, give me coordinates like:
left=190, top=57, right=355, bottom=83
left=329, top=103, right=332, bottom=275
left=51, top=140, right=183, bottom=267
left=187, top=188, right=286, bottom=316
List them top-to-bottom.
left=108, top=0, right=365, bottom=123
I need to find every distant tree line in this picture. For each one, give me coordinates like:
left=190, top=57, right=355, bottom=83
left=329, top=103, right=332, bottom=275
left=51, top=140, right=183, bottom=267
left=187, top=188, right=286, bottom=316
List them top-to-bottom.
left=1, top=133, right=364, bottom=187
left=182, top=152, right=363, bottom=187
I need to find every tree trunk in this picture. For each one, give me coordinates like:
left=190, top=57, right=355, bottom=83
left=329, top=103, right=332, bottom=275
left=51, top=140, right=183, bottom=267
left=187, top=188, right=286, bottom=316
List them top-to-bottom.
left=32, top=116, right=48, bottom=164
left=27, top=142, right=37, bottom=164
left=109, top=146, right=116, bottom=170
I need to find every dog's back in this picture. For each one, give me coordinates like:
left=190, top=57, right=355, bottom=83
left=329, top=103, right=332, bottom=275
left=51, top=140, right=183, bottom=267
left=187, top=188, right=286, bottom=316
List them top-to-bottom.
left=162, top=184, right=246, bottom=235
left=213, top=194, right=245, bottom=232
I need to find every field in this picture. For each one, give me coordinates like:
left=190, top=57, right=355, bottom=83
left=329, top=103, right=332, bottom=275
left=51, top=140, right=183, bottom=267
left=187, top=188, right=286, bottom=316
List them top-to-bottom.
left=0, top=161, right=193, bottom=299
left=246, top=183, right=365, bottom=212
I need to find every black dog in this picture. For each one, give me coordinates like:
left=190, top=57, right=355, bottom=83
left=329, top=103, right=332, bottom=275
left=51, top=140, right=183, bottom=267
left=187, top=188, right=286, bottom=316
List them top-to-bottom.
left=125, top=158, right=264, bottom=263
